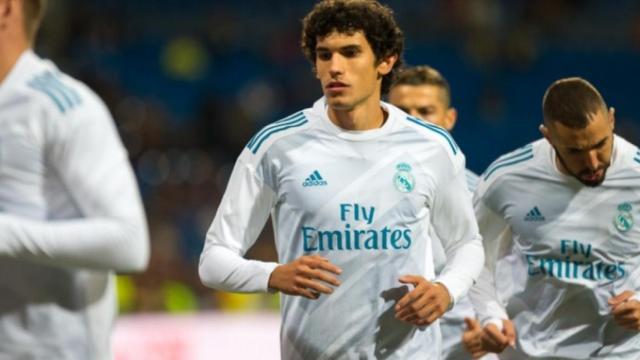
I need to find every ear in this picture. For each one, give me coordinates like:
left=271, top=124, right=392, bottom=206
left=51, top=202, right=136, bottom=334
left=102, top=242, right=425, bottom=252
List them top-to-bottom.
left=376, top=54, right=398, bottom=76
left=608, top=106, right=615, bottom=130
left=443, top=108, right=457, bottom=132
left=539, top=123, right=552, bottom=143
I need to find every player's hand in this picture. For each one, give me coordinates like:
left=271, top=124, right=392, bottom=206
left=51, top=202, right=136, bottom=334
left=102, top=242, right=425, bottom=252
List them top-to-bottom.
left=268, top=255, right=341, bottom=300
left=394, top=275, right=451, bottom=326
left=609, top=290, right=640, bottom=331
left=462, top=318, right=488, bottom=359
left=481, top=320, right=516, bottom=353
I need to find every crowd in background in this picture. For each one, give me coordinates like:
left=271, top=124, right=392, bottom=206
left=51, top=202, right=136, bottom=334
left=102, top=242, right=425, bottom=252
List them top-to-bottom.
left=34, top=0, right=640, bottom=313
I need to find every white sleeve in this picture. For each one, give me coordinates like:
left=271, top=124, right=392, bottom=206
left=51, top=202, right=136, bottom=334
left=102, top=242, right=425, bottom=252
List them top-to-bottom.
left=0, top=93, right=149, bottom=272
left=198, top=153, right=278, bottom=293
left=432, top=162, right=485, bottom=304
left=468, top=198, right=512, bottom=325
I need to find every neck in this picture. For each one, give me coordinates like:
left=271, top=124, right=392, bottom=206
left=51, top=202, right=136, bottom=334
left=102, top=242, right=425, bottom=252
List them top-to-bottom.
left=0, top=40, right=29, bottom=85
left=327, top=93, right=386, bottom=131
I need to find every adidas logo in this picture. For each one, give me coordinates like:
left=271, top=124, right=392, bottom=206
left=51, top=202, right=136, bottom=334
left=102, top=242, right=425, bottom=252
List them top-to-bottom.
left=302, top=170, right=328, bottom=187
left=524, top=206, right=546, bottom=221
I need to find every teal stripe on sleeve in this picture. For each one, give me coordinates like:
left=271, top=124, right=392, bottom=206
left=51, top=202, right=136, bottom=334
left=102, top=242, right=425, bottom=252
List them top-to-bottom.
left=48, top=73, right=82, bottom=106
left=36, top=77, right=75, bottom=109
left=28, top=81, right=66, bottom=112
left=247, top=111, right=304, bottom=149
left=406, top=116, right=458, bottom=155
left=251, top=117, right=308, bottom=153
left=484, top=146, right=533, bottom=177
left=483, top=152, right=534, bottom=180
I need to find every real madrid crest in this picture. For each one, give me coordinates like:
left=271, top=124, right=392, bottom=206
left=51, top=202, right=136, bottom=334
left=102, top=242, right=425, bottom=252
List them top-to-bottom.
left=394, top=162, right=414, bottom=193
left=614, top=202, right=634, bottom=233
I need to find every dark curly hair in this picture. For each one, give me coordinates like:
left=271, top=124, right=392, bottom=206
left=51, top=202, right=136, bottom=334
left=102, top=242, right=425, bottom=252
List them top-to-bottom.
left=301, top=0, right=404, bottom=95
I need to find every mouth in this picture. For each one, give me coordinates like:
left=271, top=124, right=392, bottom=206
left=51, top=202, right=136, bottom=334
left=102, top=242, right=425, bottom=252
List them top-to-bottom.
left=325, top=81, right=349, bottom=93
left=580, top=169, right=604, bottom=182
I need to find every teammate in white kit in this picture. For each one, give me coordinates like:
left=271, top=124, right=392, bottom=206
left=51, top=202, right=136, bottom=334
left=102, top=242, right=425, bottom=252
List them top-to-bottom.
left=0, top=1, right=149, bottom=358
left=198, top=1, right=484, bottom=359
left=388, top=66, right=479, bottom=193
left=389, top=66, right=498, bottom=360
left=467, top=77, right=640, bottom=359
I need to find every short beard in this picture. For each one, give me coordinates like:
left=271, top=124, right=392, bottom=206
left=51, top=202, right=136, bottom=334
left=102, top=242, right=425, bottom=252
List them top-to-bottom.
left=554, top=148, right=607, bottom=187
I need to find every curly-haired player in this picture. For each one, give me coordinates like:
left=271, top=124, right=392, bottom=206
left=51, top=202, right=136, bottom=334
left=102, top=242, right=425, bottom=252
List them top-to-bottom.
left=199, top=1, right=483, bottom=358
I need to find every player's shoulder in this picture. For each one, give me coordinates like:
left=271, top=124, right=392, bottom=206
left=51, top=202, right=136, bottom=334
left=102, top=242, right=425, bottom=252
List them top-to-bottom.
left=13, top=55, right=108, bottom=120
left=240, top=107, right=315, bottom=164
left=399, top=113, right=461, bottom=158
left=613, top=135, right=640, bottom=175
left=478, top=139, right=545, bottom=193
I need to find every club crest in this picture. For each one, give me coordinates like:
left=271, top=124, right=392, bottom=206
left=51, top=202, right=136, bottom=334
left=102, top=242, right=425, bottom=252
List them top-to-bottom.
left=394, top=162, right=414, bottom=193
left=614, top=202, right=634, bottom=233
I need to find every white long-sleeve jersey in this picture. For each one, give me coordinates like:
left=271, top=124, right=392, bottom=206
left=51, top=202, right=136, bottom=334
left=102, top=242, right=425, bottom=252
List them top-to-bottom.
left=0, top=50, right=149, bottom=359
left=199, top=98, right=484, bottom=359
left=470, top=136, right=640, bottom=359
left=434, top=169, right=499, bottom=360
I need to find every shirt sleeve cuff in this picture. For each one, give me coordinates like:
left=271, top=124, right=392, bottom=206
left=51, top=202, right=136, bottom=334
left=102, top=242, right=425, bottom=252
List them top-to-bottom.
left=257, top=261, right=280, bottom=292
left=434, top=275, right=466, bottom=306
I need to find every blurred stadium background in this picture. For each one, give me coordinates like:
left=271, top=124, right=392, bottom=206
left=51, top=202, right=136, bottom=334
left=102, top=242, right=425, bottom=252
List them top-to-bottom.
left=34, top=0, right=640, bottom=358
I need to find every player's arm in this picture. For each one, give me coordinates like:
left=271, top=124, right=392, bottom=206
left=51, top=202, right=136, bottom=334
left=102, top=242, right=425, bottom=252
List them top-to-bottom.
left=0, top=93, right=149, bottom=272
left=396, top=152, right=484, bottom=326
left=198, top=153, right=341, bottom=297
left=465, top=196, right=516, bottom=354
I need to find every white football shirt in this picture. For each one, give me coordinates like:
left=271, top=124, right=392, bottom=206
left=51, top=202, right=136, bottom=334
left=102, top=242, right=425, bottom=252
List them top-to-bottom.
left=0, top=50, right=149, bottom=359
left=199, top=98, right=484, bottom=359
left=470, top=136, right=640, bottom=359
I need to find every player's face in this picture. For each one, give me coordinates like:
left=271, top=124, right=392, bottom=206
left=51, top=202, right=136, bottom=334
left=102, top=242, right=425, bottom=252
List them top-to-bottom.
left=315, top=31, right=395, bottom=111
left=388, top=84, right=457, bottom=131
left=542, top=108, right=615, bottom=187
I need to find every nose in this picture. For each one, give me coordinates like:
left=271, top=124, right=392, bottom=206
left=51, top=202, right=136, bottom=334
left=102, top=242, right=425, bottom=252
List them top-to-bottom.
left=328, top=54, right=344, bottom=78
left=585, top=150, right=600, bottom=171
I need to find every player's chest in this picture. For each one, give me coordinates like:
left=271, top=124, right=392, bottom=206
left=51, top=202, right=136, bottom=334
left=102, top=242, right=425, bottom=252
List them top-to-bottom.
left=272, top=149, right=432, bottom=215
left=503, top=184, right=640, bottom=257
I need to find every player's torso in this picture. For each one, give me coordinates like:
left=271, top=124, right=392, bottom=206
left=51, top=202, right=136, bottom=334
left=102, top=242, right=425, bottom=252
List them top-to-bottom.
left=0, top=54, right=110, bottom=359
left=266, top=123, right=444, bottom=359
left=268, top=128, right=438, bottom=270
left=495, top=161, right=640, bottom=358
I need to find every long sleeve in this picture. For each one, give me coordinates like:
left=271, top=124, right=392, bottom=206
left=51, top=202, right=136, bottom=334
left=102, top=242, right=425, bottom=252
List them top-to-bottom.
left=0, top=91, right=149, bottom=272
left=198, top=154, right=278, bottom=293
left=432, top=163, right=485, bottom=304
left=468, top=199, right=512, bottom=325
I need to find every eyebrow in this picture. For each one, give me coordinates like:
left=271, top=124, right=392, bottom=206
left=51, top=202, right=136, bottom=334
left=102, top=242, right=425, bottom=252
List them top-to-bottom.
left=316, top=44, right=362, bottom=52
left=567, top=136, right=608, bottom=151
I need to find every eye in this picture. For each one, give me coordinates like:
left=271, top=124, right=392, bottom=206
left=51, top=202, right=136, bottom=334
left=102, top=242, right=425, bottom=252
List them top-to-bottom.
left=341, top=47, right=361, bottom=58
left=342, top=49, right=359, bottom=58
left=317, top=51, right=331, bottom=61
left=397, top=106, right=409, bottom=113
left=417, top=107, right=431, bottom=117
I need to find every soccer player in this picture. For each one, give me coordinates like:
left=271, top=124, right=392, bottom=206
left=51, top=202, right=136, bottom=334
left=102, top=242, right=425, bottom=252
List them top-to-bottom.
left=198, top=0, right=484, bottom=358
left=0, top=1, right=149, bottom=358
left=389, top=66, right=497, bottom=360
left=468, top=77, right=640, bottom=359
